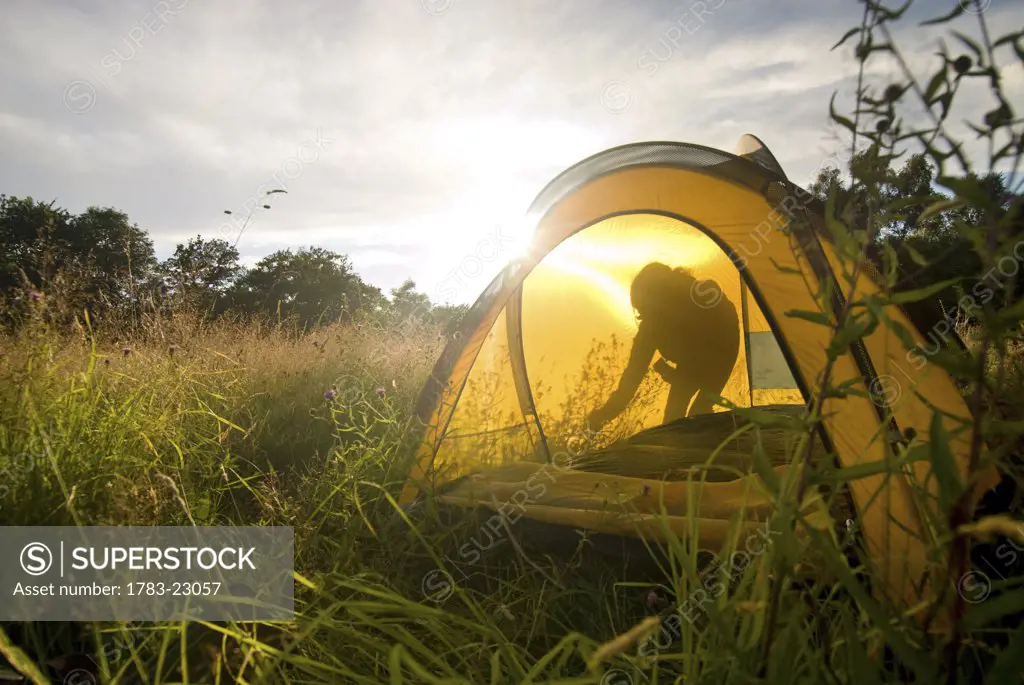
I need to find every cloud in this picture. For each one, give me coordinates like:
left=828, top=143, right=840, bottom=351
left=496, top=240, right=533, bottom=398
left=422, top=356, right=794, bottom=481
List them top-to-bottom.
left=1, top=0, right=1021, bottom=302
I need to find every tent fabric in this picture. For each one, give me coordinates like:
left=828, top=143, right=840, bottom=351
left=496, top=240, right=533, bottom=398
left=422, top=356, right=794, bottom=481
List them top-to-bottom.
left=399, top=137, right=1000, bottom=618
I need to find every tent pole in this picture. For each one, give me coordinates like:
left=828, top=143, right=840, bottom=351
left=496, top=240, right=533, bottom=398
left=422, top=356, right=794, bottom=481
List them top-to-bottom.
left=740, top=274, right=754, bottom=406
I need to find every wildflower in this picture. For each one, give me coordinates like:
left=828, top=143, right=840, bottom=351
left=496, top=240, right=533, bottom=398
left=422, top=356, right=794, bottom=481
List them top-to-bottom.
left=28, top=290, right=43, bottom=302
left=121, top=346, right=131, bottom=356
left=375, top=387, right=386, bottom=399
left=324, top=389, right=337, bottom=401
left=645, top=588, right=666, bottom=609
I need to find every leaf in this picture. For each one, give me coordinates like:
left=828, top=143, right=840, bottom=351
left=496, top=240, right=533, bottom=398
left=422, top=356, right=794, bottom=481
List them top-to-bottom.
left=879, top=0, right=914, bottom=21
left=920, top=3, right=967, bottom=26
left=832, top=27, right=861, bottom=51
left=952, top=31, right=984, bottom=61
left=993, top=31, right=1024, bottom=48
left=1015, top=38, right=1024, bottom=65
left=923, top=69, right=947, bottom=104
left=936, top=92, right=954, bottom=120
left=829, top=93, right=858, bottom=134
left=965, top=121, right=990, bottom=140
left=994, top=139, right=1018, bottom=161
left=937, top=175, right=997, bottom=209
left=886, top=195, right=931, bottom=212
left=918, top=197, right=967, bottom=223
left=882, top=241, right=900, bottom=285
left=902, top=242, right=930, bottom=267
left=769, top=258, right=804, bottom=275
left=890, top=278, right=961, bottom=305
left=990, top=296, right=1024, bottom=329
left=784, top=309, right=834, bottom=326
left=827, top=314, right=879, bottom=358
left=888, top=318, right=927, bottom=354
left=928, top=347, right=979, bottom=378
left=822, top=377, right=864, bottom=400
left=732, top=406, right=809, bottom=431
left=928, top=412, right=962, bottom=514
left=987, top=418, right=1024, bottom=436
left=750, top=437, right=781, bottom=496
left=811, top=454, right=924, bottom=484
left=194, top=496, right=211, bottom=522
left=967, top=584, right=1024, bottom=630
left=842, top=610, right=881, bottom=683
left=985, top=624, right=1024, bottom=685
left=0, top=628, right=49, bottom=685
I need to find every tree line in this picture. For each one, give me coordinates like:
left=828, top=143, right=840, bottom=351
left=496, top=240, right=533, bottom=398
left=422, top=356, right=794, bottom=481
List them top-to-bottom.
left=807, top=146, right=1019, bottom=311
left=0, top=194, right=467, bottom=334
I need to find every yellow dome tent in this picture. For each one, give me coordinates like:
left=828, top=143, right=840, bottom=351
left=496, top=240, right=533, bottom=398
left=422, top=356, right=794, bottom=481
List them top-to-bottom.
left=398, top=135, right=999, bottom=618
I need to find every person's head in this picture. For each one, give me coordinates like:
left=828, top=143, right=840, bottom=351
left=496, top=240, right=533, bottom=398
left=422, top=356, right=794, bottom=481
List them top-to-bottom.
left=630, top=262, right=696, bottom=321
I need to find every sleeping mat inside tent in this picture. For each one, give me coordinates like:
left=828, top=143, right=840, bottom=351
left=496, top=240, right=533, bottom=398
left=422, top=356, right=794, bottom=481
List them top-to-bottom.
left=433, top=405, right=847, bottom=550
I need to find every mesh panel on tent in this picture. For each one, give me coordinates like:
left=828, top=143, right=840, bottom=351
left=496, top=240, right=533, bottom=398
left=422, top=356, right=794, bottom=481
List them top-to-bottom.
left=432, top=305, right=538, bottom=482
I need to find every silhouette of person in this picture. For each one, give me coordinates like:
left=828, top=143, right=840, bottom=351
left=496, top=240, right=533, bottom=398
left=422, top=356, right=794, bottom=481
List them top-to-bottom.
left=586, top=262, right=740, bottom=430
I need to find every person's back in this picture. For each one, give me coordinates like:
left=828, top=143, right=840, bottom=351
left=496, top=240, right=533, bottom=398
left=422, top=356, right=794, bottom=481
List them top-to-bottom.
left=588, top=263, right=742, bottom=429
left=649, top=275, right=740, bottom=373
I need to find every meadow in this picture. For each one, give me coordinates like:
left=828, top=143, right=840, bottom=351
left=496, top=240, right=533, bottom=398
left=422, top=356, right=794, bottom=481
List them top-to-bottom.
left=1, top=292, right=1022, bottom=684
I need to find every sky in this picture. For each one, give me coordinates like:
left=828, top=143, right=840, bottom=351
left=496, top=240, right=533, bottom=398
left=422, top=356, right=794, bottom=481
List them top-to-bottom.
left=2, top=0, right=1021, bottom=305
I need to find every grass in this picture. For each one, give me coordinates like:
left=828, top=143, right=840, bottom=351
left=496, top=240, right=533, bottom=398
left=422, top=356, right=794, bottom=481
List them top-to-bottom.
left=0, top=303, right=1022, bottom=684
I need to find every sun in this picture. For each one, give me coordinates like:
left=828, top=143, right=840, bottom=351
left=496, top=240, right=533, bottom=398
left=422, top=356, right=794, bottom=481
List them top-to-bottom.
left=501, top=217, right=536, bottom=262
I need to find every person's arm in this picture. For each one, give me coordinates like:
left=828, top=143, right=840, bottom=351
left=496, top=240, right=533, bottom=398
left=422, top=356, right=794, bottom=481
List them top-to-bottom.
left=589, top=323, right=655, bottom=427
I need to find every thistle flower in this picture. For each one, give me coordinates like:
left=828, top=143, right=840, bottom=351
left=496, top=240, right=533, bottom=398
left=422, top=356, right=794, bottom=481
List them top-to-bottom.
left=28, top=290, right=43, bottom=302
left=168, top=344, right=177, bottom=356
left=122, top=346, right=131, bottom=356
left=375, top=387, right=386, bottom=399
left=324, top=389, right=337, bottom=401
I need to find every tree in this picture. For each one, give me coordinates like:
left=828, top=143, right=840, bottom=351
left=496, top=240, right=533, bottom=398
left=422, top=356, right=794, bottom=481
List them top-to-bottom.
left=808, top=151, right=1019, bottom=315
left=877, top=152, right=945, bottom=240
left=808, top=166, right=842, bottom=203
left=0, top=195, right=73, bottom=292
left=0, top=196, right=155, bottom=322
left=69, top=206, right=156, bottom=310
left=159, top=236, right=242, bottom=311
left=229, top=247, right=383, bottom=327
left=389, top=279, right=432, bottom=320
